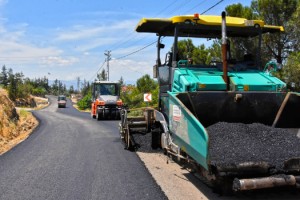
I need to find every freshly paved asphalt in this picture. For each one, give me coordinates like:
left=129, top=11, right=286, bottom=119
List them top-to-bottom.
left=0, top=96, right=167, bottom=200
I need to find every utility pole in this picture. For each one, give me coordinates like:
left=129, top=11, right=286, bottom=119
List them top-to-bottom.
left=104, top=50, right=111, bottom=81
left=76, top=76, right=80, bottom=93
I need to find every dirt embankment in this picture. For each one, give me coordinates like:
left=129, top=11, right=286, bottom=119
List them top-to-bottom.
left=0, top=89, right=47, bottom=155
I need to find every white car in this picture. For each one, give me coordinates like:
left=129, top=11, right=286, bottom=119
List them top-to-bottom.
left=58, top=95, right=67, bottom=108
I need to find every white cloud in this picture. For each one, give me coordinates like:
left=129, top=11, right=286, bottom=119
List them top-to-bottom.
left=0, top=3, right=157, bottom=83
left=78, top=10, right=142, bottom=19
left=0, top=17, right=77, bottom=68
left=55, top=19, right=138, bottom=43
left=53, top=20, right=141, bottom=52
left=56, top=26, right=105, bottom=41
left=76, top=37, right=117, bottom=52
left=0, top=40, right=59, bottom=54
left=41, top=56, right=79, bottom=66
left=108, top=58, right=154, bottom=82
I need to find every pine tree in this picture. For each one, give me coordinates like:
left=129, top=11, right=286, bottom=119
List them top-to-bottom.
left=0, top=65, right=8, bottom=86
left=97, top=69, right=107, bottom=81
left=8, top=74, right=17, bottom=101
left=118, top=76, right=124, bottom=86
left=69, top=85, right=75, bottom=94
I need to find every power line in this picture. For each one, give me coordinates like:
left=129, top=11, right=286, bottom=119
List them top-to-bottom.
left=91, top=0, right=225, bottom=81
left=109, top=0, right=178, bottom=52
left=110, top=0, right=223, bottom=61
left=111, top=0, right=223, bottom=61
left=153, top=0, right=179, bottom=17
left=165, top=0, right=193, bottom=16
left=183, top=0, right=207, bottom=14
left=201, top=0, right=224, bottom=14
left=109, top=34, right=138, bottom=52
left=114, top=40, right=157, bottom=60
left=101, top=41, right=157, bottom=76
left=90, top=42, right=153, bottom=81
left=88, top=59, right=106, bottom=82
left=111, top=60, right=144, bottom=75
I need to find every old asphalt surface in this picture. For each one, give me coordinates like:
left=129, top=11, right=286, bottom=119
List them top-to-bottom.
left=0, top=96, right=167, bottom=200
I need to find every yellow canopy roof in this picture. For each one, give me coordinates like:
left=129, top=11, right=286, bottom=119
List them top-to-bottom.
left=136, top=15, right=284, bottom=38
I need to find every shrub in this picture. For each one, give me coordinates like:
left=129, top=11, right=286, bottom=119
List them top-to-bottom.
left=77, top=92, right=91, bottom=110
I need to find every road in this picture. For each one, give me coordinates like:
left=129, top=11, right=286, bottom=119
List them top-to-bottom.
left=0, top=96, right=167, bottom=200
left=1, top=96, right=299, bottom=200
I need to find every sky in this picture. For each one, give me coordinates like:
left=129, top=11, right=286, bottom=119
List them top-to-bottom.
left=0, top=0, right=252, bottom=87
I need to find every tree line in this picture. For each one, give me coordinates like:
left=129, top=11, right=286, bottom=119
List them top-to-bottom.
left=0, top=65, right=73, bottom=101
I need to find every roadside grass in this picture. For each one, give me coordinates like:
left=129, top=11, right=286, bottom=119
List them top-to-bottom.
left=72, top=103, right=91, bottom=113
left=19, top=109, right=29, bottom=118
left=128, top=109, right=144, bottom=117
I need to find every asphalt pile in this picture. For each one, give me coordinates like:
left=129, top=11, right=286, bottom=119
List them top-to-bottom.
left=207, top=122, right=300, bottom=170
left=133, top=132, right=160, bottom=153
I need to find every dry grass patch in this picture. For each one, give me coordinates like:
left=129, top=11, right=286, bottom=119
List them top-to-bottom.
left=0, top=88, right=39, bottom=155
left=0, top=109, right=38, bottom=155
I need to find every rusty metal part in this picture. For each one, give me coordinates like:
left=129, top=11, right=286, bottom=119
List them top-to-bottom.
left=221, top=11, right=228, bottom=89
left=272, top=92, right=291, bottom=127
left=216, top=161, right=271, bottom=174
left=233, top=175, right=300, bottom=191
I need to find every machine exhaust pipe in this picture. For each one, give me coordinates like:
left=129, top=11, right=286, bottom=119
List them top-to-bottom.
left=221, top=11, right=228, bottom=90
left=233, top=175, right=300, bottom=191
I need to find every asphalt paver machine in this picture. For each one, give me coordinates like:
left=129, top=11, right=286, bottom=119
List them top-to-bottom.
left=120, top=12, right=300, bottom=193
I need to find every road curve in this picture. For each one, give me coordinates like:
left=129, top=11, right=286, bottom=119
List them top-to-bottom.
left=0, top=96, right=167, bottom=200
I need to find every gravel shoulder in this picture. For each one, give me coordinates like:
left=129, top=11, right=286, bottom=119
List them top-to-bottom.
left=134, top=133, right=212, bottom=200
left=137, top=151, right=210, bottom=200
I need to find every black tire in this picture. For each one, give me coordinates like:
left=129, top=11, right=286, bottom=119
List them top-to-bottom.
left=96, top=111, right=101, bottom=121
left=115, top=111, right=121, bottom=120
left=151, top=125, right=162, bottom=149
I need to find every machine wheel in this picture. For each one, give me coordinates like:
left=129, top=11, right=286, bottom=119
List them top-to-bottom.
left=96, top=111, right=102, bottom=121
left=116, top=111, right=121, bottom=120
left=151, top=126, right=162, bottom=149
